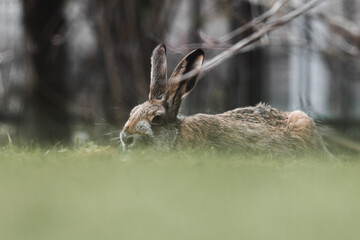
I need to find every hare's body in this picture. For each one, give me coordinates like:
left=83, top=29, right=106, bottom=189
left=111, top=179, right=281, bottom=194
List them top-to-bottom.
left=120, top=44, right=327, bottom=154
left=176, top=103, right=325, bottom=153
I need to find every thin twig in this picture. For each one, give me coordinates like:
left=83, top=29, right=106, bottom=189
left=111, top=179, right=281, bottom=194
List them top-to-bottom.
left=171, top=0, right=323, bottom=83
left=174, top=0, right=288, bottom=52
left=217, top=0, right=288, bottom=43
left=318, top=13, right=360, bottom=44
left=169, top=41, right=267, bottom=53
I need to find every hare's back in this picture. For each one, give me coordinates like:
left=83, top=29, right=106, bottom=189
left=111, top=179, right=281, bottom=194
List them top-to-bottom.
left=178, top=103, right=325, bottom=153
left=220, top=103, right=325, bottom=152
left=221, top=103, right=288, bottom=127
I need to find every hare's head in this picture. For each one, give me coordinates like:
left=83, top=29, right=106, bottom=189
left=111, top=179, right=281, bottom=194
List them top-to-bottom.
left=120, top=44, right=204, bottom=150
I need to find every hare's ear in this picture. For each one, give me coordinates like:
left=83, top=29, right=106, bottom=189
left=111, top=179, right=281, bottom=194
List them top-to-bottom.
left=149, top=43, right=167, bottom=100
left=165, top=49, right=204, bottom=119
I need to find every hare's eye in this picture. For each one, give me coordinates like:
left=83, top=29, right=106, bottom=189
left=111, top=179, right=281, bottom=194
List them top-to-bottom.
left=151, top=115, right=162, bottom=125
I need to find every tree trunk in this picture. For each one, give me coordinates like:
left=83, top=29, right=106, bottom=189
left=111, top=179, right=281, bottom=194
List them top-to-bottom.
left=23, top=0, right=70, bottom=144
left=93, top=0, right=171, bottom=125
left=225, top=1, right=266, bottom=109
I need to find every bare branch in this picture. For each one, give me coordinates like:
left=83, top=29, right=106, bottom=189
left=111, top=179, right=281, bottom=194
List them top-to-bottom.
left=171, top=0, right=323, bottom=83
left=172, top=0, right=288, bottom=52
left=217, top=0, right=288, bottom=43
left=286, top=1, right=360, bottom=55
left=318, top=12, right=360, bottom=45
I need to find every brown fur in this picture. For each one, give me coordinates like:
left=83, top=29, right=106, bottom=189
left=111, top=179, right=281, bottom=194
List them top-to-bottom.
left=120, top=44, right=327, bottom=154
left=176, top=103, right=325, bottom=154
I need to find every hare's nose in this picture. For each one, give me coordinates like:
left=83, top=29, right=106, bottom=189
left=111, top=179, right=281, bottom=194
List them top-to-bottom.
left=120, top=130, right=134, bottom=149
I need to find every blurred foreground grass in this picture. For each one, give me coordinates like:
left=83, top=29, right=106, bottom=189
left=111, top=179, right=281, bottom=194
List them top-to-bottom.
left=0, top=144, right=360, bottom=240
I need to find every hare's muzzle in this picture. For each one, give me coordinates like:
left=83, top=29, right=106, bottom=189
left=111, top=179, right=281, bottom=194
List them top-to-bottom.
left=120, top=129, right=134, bottom=151
left=120, top=129, right=150, bottom=151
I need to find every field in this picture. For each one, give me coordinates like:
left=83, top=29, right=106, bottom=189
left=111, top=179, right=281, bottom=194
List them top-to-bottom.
left=0, top=144, right=360, bottom=240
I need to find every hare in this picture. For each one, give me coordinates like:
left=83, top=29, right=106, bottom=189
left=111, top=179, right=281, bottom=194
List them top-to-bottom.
left=120, top=43, right=327, bottom=154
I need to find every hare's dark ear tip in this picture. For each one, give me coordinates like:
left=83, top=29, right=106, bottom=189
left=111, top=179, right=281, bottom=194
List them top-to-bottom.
left=157, top=42, right=166, bottom=53
left=187, top=48, right=204, bottom=64
left=194, top=48, right=204, bottom=56
left=192, top=49, right=204, bottom=60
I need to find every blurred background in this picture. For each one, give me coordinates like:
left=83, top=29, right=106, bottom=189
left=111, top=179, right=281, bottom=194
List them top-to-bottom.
left=0, top=0, right=359, bottom=149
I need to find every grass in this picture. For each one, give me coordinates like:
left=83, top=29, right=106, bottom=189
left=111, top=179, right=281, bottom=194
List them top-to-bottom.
left=0, top=143, right=360, bottom=240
